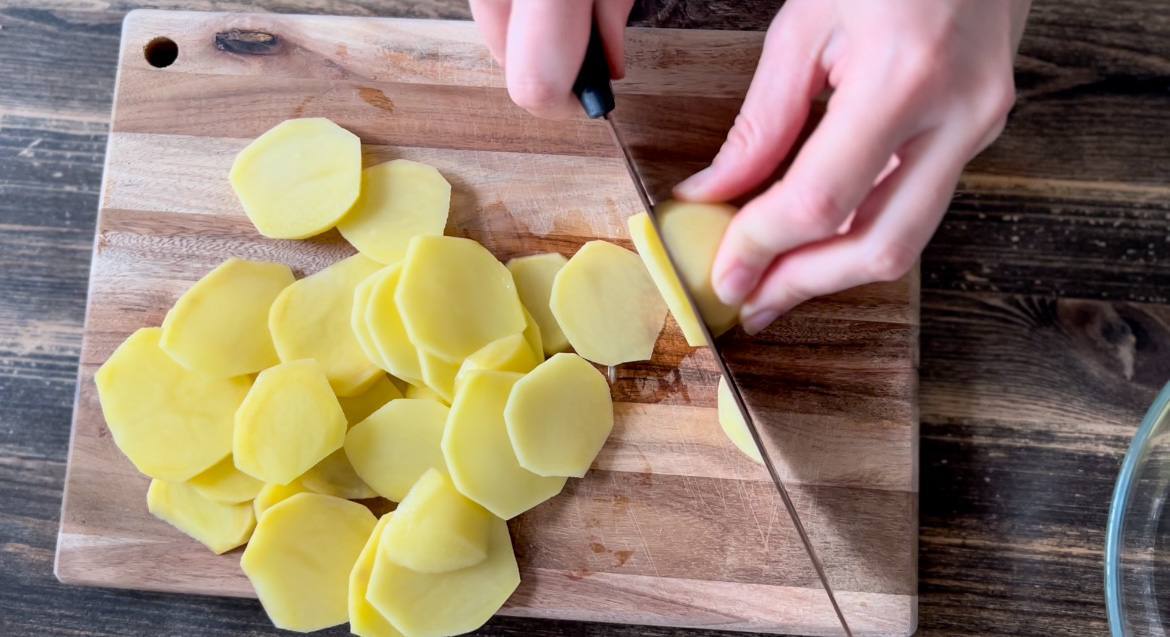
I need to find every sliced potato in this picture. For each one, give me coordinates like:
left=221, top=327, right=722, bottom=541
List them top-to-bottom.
left=229, top=118, right=361, bottom=239
left=337, top=160, right=451, bottom=264
left=628, top=202, right=739, bottom=346
left=397, top=236, right=526, bottom=363
left=550, top=240, right=666, bottom=366
left=507, top=253, right=569, bottom=355
left=269, top=254, right=384, bottom=396
left=160, top=258, right=294, bottom=377
left=365, top=265, right=424, bottom=384
left=351, top=268, right=394, bottom=372
left=520, top=305, right=544, bottom=362
left=95, top=327, right=250, bottom=482
left=454, top=333, right=538, bottom=393
left=419, top=351, right=460, bottom=404
left=505, top=353, right=614, bottom=478
left=234, top=359, right=347, bottom=485
left=442, top=371, right=566, bottom=519
left=337, top=374, right=402, bottom=427
left=717, top=376, right=763, bottom=464
left=404, top=383, right=448, bottom=404
left=345, top=398, right=449, bottom=502
left=301, top=449, right=378, bottom=500
left=187, top=456, right=264, bottom=504
left=381, top=468, right=491, bottom=573
left=147, top=479, right=255, bottom=554
left=254, top=480, right=310, bottom=519
left=241, top=493, right=376, bottom=632
left=348, top=514, right=404, bottom=637
left=367, top=514, right=518, bottom=637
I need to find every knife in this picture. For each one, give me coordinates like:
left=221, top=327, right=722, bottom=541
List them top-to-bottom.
left=573, top=23, right=854, bottom=637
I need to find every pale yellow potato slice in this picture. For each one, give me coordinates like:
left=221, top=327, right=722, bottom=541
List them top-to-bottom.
left=229, top=118, right=361, bottom=239
left=337, top=160, right=452, bottom=264
left=628, top=202, right=739, bottom=346
left=397, top=236, right=526, bottom=363
left=550, top=240, right=667, bottom=366
left=507, top=253, right=569, bottom=355
left=269, top=254, right=384, bottom=396
left=160, top=258, right=294, bottom=378
left=365, top=265, right=424, bottom=384
left=351, top=268, right=394, bottom=372
left=520, top=305, right=544, bottom=361
left=95, top=327, right=250, bottom=482
left=454, top=333, right=538, bottom=394
left=419, top=351, right=459, bottom=403
left=505, top=353, right=614, bottom=478
left=234, top=359, right=347, bottom=485
left=442, top=371, right=566, bottom=519
left=337, top=374, right=402, bottom=427
left=717, top=376, right=764, bottom=464
left=405, top=384, right=447, bottom=404
left=345, top=398, right=449, bottom=502
left=301, top=449, right=378, bottom=500
left=187, top=456, right=263, bottom=504
left=381, top=468, right=491, bottom=573
left=147, top=479, right=255, bottom=554
left=253, top=480, right=309, bottom=519
left=241, top=493, right=376, bottom=632
left=348, top=514, right=404, bottom=637
left=367, top=514, right=518, bottom=637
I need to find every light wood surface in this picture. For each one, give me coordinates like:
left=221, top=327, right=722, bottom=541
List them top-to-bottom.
left=54, top=11, right=918, bottom=636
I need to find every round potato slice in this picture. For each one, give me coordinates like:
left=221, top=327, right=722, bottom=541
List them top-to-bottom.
left=229, top=117, right=361, bottom=239
left=337, top=159, right=452, bottom=264
left=628, top=202, right=739, bottom=347
left=396, top=236, right=526, bottom=363
left=550, top=240, right=667, bottom=366
left=507, top=253, right=569, bottom=355
left=269, top=254, right=384, bottom=396
left=160, top=258, right=294, bottom=378
left=365, top=265, right=424, bottom=385
left=351, top=268, right=395, bottom=372
left=520, top=305, right=544, bottom=361
left=95, top=327, right=250, bottom=482
left=454, top=333, right=539, bottom=394
left=419, top=351, right=459, bottom=404
left=505, top=353, right=614, bottom=477
left=233, top=359, right=347, bottom=485
left=442, top=371, right=566, bottom=519
left=337, top=374, right=402, bottom=427
left=717, top=376, right=764, bottom=464
left=404, top=383, right=447, bottom=404
left=345, top=398, right=449, bottom=502
left=301, top=449, right=378, bottom=500
left=187, top=456, right=264, bottom=504
left=381, top=468, right=491, bottom=573
left=147, top=479, right=255, bottom=555
left=253, top=480, right=309, bottom=520
left=241, top=493, right=376, bottom=633
left=348, top=514, right=404, bottom=637
left=367, top=514, right=518, bottom=637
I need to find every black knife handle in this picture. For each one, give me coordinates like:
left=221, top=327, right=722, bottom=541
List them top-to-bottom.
left=572, top=22, right=616, bottom=119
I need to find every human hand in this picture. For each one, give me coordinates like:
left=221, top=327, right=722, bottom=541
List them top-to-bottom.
left=469, top=0, right=634, bottom=119
left=675, top=0, right=1031, bottom=334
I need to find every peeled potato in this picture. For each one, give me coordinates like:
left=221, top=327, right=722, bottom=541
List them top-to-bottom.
left=230, top=118, right=361, bottom=239
left=337, top=160, right=452, bottom=264
left=628, top=202, right=739, bottom=346
left=397, top=236, right=526, bottom=363
left=550, top=240, right=667, bottom=366
left=507, top=253, right=569, bottom=355
left=269, top=254, right=384, bottom=396
left=160, top=258, right=294, bottom=377
left=365, top=265, right=424, bottom=385
left=351, top=268, right=395, bottom=373
left=520, top=305, right=544, bottom=362
left=95, top=327, right=250, bottom=482
left=454, top=333, right=539, bottom=393
left=419, top=351, right=460, bottom=404
left=505, top=353, right=614, bottom=478
left=234, top=359, right=347, bottom=485
left=442, top=371, right=566, bottom=519
left=337, top=375, right=402, bottom=426
left=717, top=376, right=764, bottom=464
left=405, top=383, right=447, bottom=404
left=345, top=398, right=449, bottom=502
left=301, top=449, right=377, bottom=500
left=187, top=456, right=264, bottom=504
left=381, top=468, right=491, bottom=573
left=147, top=479, right=255, bottom=554
left=254, top=480, right=309, bottom=519
left=241, top=493, right=376, bottom=632
left=348, top=514, right=404, bottom=637
left=367, top=514, right=518, bottom=637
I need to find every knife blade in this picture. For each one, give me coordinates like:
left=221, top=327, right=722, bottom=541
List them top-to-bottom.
left=573, top=23, right=854, bottom=637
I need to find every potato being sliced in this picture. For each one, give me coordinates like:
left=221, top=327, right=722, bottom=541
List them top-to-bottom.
left=229, top=118, right=361, bottom=239
left=337, top=160, right=451, bottom=265
left=628, top=202, right=739, bottom=346
left=397, top=236, right=526, bottom=363
left=550, top=240, right=666, bottom=366
left=507, top=253, right=569, bottom=355
left=269, top=254, right=384, bottom=396
left=160, top=258, right=294, bottom=378
left=365, top=265, right=424, bottom=384
left=95, top=327, right=250, bottom=482
left=454, top=333, right=538, bottom=394
left=419, top=351, right=459, bottom=404
left=505, top=353, right=614, bottom=478
left=234, top=359, right=347, bottom=485
left=442, top=371, right=566, bottom=519
left=337, top=375, right=402, bottom=427
left=718, top=376, right=763, bottom=464
left=405, top=383, right=448, bottom=404
left=345, top=398, right=449, bottom=502
left=301, top=449, right=378, bottom=500
left=187, top=456, right=264, bottom=504
left=381, top=468, right=491, bottom=573
left=147, top=479, right=255, bottom=554
left=254, top=480, right=310, bottom=519
left=241, top=493, right=376, bottom=632
left=348, top=514, right=404, bottom=637
left=367, top=514, right=518, bottom=637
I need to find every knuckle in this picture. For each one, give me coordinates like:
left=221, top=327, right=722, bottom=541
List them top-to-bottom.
left=507, top=76, right=563, bottom=115
left=983, top=76, right=1017, bottom=124
left=784, top=185, right=849, bottom=236
left=865, top=241, right=917, bottom=282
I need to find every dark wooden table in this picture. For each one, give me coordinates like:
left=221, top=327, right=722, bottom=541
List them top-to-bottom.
left=2, top=1, right=1168, bottom=635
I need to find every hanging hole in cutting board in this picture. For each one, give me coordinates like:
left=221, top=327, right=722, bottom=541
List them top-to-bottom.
left=144, top=37, right=178, bottom=68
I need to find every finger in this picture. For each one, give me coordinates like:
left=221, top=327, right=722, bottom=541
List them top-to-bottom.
left=469, top=0, right=511, bottom=66
left=505, top=0, right=593, bottom=119
left=594, top=0, right=634, bottom=79
left=673, top=4, right=830, bottom=203
left=738, top=127, right=970, bottom=334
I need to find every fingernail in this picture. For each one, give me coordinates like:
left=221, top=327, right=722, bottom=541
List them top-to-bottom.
left=674, top=166, right=715, bottom=199
left=715, top=264, right=753, bottom=306
left=741, top=309, right=780, bottom=336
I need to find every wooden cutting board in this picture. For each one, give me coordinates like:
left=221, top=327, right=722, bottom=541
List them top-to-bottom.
left=55, top=10, right=918, bottom=636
